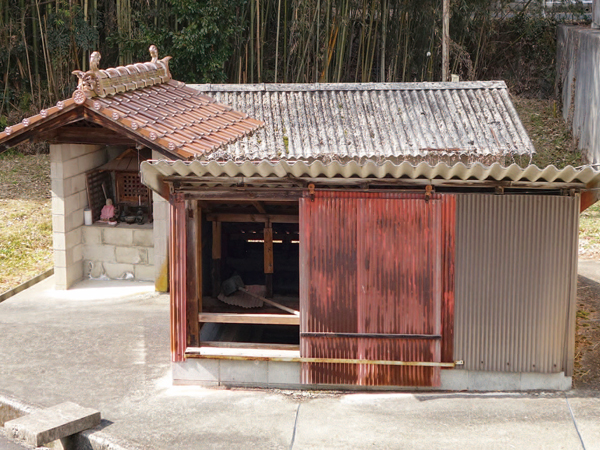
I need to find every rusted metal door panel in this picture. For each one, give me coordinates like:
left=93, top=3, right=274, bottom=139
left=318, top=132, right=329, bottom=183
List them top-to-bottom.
left=300, top=191, right=454, bottom=387
left=299, top=194, right=359, bottom=335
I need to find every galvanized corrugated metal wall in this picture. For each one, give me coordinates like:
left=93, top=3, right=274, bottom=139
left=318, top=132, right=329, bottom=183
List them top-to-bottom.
left=455, top=194, right=579, bottom=375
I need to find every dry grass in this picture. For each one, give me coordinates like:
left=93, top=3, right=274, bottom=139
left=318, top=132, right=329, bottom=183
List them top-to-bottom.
left=511, top=96, right=584, bottom=169
left=0, top=151, right=52, bottom=294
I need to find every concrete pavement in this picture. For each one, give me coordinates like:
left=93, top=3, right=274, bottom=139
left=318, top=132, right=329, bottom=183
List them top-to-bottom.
left=0, top=275, right=599, bottom=449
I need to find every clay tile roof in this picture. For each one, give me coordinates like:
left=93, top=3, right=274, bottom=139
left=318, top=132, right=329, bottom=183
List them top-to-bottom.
left=0, top=45, right=263, bottom=160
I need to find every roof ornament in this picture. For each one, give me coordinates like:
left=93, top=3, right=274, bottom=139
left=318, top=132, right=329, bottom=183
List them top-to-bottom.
left=71, top=45, right=172, bottom=103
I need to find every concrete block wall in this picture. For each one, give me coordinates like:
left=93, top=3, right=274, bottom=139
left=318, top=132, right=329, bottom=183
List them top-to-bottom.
left=50, top=144, right=107, bottom=289
left=152, top=150, right=170, bottom=292
left=82, top=226, right=154, bottom=281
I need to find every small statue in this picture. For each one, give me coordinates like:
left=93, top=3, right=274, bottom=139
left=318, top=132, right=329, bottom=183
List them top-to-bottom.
left=100, top=198, right=115, bottom=221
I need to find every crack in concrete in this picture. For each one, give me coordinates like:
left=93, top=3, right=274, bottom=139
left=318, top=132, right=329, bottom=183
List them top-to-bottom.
left=565, top=394, right=586, bottom=450
left=289, top=404, right=300, bottom=450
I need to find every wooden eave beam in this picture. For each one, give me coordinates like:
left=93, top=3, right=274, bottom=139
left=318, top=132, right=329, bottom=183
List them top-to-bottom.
left=1, top=106, right=83, bottom=149
left=42, top=126, right=137, bottom=145
left=181, top=188, right=304, bottom=202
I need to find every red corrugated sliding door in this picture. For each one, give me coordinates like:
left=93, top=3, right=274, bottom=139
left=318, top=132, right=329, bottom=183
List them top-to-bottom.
left=299, top=192, right=455, bottom=387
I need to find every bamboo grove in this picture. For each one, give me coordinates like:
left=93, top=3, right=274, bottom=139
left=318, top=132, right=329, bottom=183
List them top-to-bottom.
left=0, top=0, right=589, bottom=122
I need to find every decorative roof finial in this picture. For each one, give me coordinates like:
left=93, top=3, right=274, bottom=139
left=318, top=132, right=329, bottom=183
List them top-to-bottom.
left=149, top=45, right=159, bottom=64
left=90, top=51, right=101, bottom=72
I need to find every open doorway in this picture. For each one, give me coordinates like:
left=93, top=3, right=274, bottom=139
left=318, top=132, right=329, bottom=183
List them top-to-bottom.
left=197, top=200, right=300, bottom=349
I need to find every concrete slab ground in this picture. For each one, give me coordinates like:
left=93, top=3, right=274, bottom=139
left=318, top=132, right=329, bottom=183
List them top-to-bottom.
left=1, top=276, right=599, bottom=449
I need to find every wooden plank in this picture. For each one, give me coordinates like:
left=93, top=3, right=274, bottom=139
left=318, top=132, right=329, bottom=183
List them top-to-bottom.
left=184, top=190, right=302, bottom=202
left=207, top=213, right=299, bottom=224
left=211, top=221, right=221, bottom=297
left=264, top=224, right=273, bottom=298
left=264, top=226, right=274, bottom=274
left=198, top=312, right=300, bottom=325
left=197, top=341, right=300, bottom=351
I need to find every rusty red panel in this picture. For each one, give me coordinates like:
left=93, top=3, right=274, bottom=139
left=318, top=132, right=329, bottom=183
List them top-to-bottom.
left=300, top=191, right=455, bottom=387
left=169, top=193, right=187, bottom=362
left=441, top=195, right=456, bottom=364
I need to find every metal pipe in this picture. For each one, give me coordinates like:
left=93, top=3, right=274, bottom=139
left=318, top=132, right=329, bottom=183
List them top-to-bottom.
left=300, top=332, right=442, bottom=339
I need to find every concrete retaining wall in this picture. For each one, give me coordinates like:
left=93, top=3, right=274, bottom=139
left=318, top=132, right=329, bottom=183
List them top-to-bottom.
left=556, top=25, right=600, bottom=164
left=82, top=225, right=154, bottom=281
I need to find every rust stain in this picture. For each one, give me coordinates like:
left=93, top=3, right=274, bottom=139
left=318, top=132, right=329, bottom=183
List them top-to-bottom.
left=300, top=191, right=456, bottom=386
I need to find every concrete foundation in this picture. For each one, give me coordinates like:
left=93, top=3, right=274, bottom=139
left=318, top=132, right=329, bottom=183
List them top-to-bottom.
left=173, top=359, right=572, bottom=391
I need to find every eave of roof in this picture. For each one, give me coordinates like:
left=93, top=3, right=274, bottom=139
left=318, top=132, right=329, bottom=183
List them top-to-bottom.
left=140, top=159, right=600, bottom=197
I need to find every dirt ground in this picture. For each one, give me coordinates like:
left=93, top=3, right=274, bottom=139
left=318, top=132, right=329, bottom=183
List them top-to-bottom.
left=0, top=152, right=52, bottom=294
left=574, top=276, right=600, bottom=390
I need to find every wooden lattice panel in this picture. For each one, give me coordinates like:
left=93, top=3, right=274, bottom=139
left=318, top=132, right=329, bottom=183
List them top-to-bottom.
left=86, top=170, right=113, bottom=222
left=116, top=172, right=150, bottom=205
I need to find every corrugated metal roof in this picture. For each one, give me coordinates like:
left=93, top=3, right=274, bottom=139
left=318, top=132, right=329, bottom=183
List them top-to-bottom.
left=188, top=81, right=535, bottom=161
left=140, top=159, right=600, bottom=194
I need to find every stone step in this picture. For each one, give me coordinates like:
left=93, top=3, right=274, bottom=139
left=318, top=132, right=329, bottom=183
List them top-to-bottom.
left=4, top=402, right=101, bottom=447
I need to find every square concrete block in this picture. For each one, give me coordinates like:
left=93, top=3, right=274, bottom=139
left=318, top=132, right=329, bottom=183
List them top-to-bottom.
left=77, top=151, right=105, bottom=174
left=62, top=158, right=80, bottom=180
left=50, top=161, right=63, bottom=180
left=64, top=192, right=82, bottom=216
left=51, top=194, right=65, bottom=215
left=69, top=210, right=85, bottom=231
left=52, top=215, right=66, bottom=234
left=82, top=226, right=102, bottom=245
left=64, top=228, right=82, bottom=250
left=103, top=228, right=133, bottom=246
left=133, top=229, right=154, bottom=247
left=53, top=232, right=66, bottom=252
left=83, top=244, right=116, bottom=263
left=116, top=247, right=147, bottom=264
left=147, top=247, right=154, bottom=264
left=103, top=262, right=135, bottom=280
left=66, top=263, right=84, bottom=289
left=134, top=264, right=155, bottom=281
left=54, top=267, right=68, bottom=290
left=220, top=359, right=268, bottom=384
left=172, top=360, right=220, bottom=383
left=267, top=361, right=301, bottom=386
left=440, top=369, right=469, bottom=391
left=469, top=371, right=521, bottom=391
left=5, top=402, right=100, bottom=447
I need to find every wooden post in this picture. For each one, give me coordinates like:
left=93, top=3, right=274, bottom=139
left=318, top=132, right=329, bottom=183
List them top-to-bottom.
left=442, top=0, right=450, bottom=82
left=186, top=201, right=199, bottom=347
left=195, top=201, right=202, bottom=316
left=211, top=221, right=221, bottom=297
left=264, top=223, right=273, bottom=298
